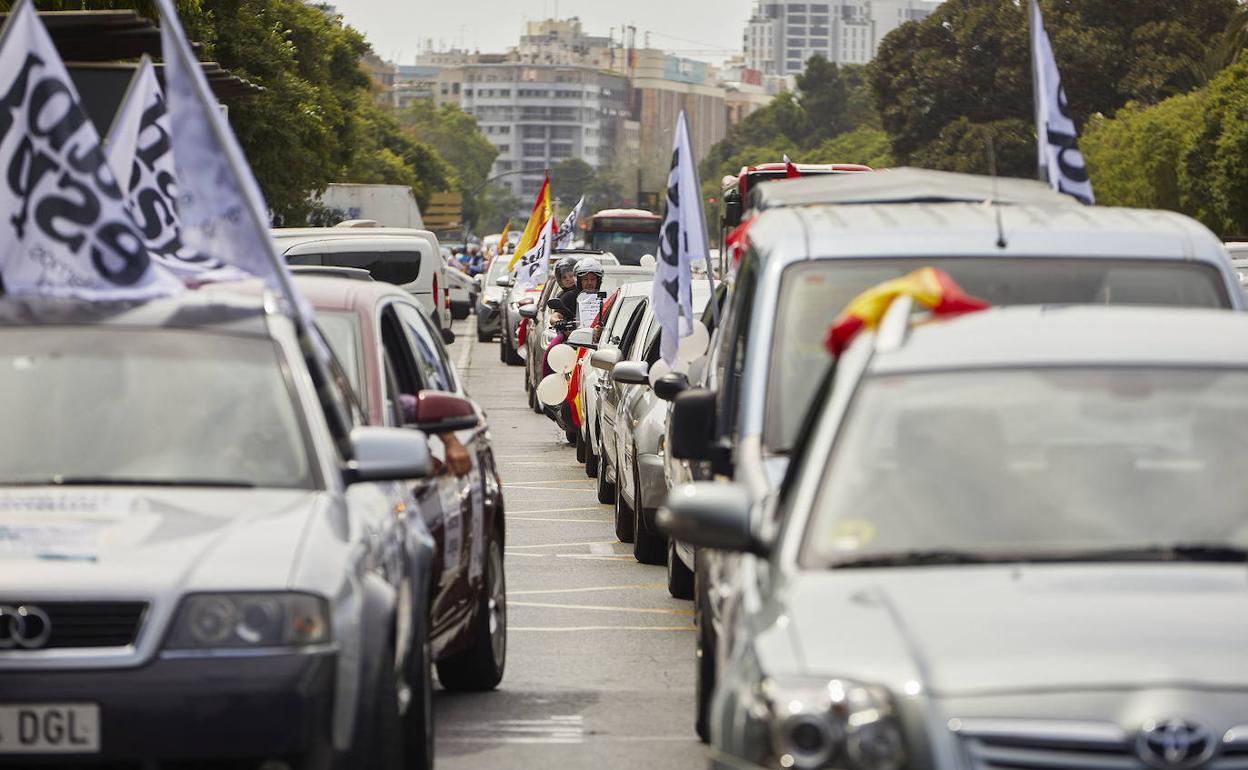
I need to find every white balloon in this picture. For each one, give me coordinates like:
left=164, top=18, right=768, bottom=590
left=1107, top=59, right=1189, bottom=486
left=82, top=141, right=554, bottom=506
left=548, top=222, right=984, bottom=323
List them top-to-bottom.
left=638, top=254, right=657, bottom=269
left=676, top=321, right=710, bottom=365
left=547, top=343, right=578, bottom=374
left=648, top=359, right=671, bottom=389
left=537, top=373, right=569, bottom=406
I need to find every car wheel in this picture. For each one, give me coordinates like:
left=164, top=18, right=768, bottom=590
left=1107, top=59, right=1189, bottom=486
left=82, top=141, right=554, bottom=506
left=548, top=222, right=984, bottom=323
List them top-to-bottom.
left=477, top=329, right=491, bottom=342
left=498, top=338, right=507, bottom=363
left=503, top=340, right=524, bottom=366
left=527, top=380, right=538, bottom=411
left=564, top=427, right=578, bottom=445
left=575, top=431, right=587, bottom=463
left=584, top=432, right=599, bottom=478
left=596, top=435, right=615, bottom=504
left=614, top=459, right=635, bottom=543
left=632, top=462, right=665, bottom=565
left=436, top=528, right=507, bottom=692
left=667, top=539, right=694, bottom=600
left=695, top=565, right=716, bottom=743
left=402, top=623, right=434, bottom=770
left=362, top=643, right=405, bottom=770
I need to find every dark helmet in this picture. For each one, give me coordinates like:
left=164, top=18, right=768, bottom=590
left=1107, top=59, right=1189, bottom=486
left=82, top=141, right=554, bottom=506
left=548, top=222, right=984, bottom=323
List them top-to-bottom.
left=555, top=255, right=578, bottom=279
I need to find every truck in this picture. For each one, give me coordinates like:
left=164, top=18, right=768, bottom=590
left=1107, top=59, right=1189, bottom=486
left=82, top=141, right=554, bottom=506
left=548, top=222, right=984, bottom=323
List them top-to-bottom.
left=317, top=183, right=425, bottom=228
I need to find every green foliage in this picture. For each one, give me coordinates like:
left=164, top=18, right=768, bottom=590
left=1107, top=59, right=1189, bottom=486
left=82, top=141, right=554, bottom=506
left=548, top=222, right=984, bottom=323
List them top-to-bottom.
left=867, top=0, right=1236, bottom=176
left=1179, top=59, right=1248, bottom=236
left=401, top=100, right=498, bottom=226
left=475, top=184, right=522, bottom=234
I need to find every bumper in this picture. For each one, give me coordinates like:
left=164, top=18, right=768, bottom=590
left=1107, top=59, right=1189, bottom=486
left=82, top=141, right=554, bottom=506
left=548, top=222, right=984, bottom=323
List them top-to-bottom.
left=636, top=453, right=668, bottom=532
left=1, top=650, right=337, bottom=766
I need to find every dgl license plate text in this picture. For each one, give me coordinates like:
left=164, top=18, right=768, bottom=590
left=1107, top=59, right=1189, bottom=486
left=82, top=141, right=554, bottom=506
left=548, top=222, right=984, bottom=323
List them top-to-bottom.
left=0, top=704, right=99, bottom=753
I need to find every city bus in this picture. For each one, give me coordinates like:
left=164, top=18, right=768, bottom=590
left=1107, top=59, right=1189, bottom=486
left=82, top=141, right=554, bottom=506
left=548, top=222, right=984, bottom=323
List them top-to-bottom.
left=584, top=208, right=662, bottom=266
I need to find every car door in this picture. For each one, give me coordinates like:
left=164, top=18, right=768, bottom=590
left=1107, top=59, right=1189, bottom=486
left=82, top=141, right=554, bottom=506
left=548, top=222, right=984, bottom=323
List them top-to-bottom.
left=393, top=300, right=485, bottom=638
left=600, top=301, right=649, bottom=466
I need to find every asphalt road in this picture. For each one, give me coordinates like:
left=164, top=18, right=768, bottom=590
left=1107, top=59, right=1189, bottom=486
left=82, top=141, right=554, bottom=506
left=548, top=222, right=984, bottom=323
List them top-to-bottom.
left=434, top=318, right=704, bottom=770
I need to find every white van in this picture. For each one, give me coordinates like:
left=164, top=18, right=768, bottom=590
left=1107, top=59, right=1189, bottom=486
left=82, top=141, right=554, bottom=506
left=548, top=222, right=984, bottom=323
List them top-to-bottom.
left=272, top=228, right=453, bottom=333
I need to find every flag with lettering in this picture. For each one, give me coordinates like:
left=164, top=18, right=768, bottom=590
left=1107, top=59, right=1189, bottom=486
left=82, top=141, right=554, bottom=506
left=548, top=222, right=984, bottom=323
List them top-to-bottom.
left=155, top=0, right=303, bottom=305
left=1030, top=0, right=1094, bottom=205
left=0, top=1, right=183, bottom=299
left=105, top=56, right=244, bottom=283
left=652, top=111, right=704, bottom=365
left=554, top=195, right=584, bottom=249
left=512, top=217, right=552, bottom=294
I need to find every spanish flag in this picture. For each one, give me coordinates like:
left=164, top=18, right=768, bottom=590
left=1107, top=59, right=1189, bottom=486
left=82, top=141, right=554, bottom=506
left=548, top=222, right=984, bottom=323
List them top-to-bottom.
left=508, top=175, right=552, bottom=270
left=498, top=219, right=511, bottom=254
left=825, top=267, right=988, bottom=355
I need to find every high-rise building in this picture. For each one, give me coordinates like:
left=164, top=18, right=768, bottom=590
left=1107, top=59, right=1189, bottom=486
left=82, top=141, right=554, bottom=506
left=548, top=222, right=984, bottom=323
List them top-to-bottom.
left=744, top=0, right=940, bottom=76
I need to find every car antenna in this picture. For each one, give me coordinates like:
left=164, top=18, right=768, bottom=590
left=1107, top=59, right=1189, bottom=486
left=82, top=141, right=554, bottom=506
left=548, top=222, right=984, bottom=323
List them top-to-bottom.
left=986, top=129, right=1008, bottom=249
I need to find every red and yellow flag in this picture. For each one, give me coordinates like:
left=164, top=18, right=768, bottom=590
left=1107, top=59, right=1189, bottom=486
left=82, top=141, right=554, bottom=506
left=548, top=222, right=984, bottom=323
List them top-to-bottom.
left=508, top=175, right=552, bottom=270
left=825, top=267, right=989, bottom=355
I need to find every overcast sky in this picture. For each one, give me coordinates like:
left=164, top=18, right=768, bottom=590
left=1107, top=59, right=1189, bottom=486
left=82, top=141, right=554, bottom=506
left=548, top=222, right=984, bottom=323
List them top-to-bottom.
left=331, top=0, right=757, bottom=65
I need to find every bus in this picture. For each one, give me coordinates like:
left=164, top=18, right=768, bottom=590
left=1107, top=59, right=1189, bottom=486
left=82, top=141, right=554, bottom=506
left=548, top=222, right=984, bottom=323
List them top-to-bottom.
left=585, top=208, right=662, bottom=266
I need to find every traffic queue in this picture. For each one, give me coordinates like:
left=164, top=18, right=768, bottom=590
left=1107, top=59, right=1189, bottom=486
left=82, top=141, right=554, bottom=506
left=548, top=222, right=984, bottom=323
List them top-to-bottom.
left=497, top=127, right=1248, bottom=770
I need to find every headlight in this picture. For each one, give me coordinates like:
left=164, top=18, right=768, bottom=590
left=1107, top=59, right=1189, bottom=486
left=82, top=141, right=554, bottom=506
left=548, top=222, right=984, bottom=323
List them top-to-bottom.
left=165, top=592, right=331, bottom=649
left=755, top=677, right=906, bottom=770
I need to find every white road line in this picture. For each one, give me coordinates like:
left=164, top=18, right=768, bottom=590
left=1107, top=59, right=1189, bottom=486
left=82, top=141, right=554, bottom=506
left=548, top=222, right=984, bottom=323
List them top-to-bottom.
left=456, top=328, right=472, bottom=371
left=507, top=506, right=602, bottom=514
left=509, top=516, right=608, bottom=523
left=506, top=540, right=618, bottom=550
left=556, top=554, right=636, bottom=562
left=508, top=583, right=666, bottom=596
left=509, top=601, right=694, bottom=616
left=510, top=625, right=695, bottom=632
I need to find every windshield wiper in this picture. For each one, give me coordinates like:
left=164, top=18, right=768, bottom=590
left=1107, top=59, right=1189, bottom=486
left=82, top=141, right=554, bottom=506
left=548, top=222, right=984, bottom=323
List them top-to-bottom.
left=3, top=477, right=257, bottom=488
left=1037, top=543, right=1248, bottom=563
left=830, top=549, right=1001, bottom=569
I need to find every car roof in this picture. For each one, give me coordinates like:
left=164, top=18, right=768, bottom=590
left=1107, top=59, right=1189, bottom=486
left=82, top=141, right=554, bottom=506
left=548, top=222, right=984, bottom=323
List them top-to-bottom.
left=751, top=167, right=1077, bottom=210
left=749, top=202, right=1229, bottom=265
left=279, top=235, right=434, bottom=254
left=603, top=265, right=654, bottom=276
left=218, top=275, right=414, bottom=314
left=0, top=289, right=273, bottom=335
left=869, top=305, right=1248, bottom=374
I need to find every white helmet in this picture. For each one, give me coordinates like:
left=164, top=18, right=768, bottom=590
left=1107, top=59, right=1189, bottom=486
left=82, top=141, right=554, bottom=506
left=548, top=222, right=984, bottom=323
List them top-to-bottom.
left=574, top=257, right=604, bottom=278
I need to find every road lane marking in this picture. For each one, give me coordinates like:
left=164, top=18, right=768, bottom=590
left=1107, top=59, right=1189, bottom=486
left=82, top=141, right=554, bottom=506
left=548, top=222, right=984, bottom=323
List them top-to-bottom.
left=457, top=331, right=473, bottom=370
left=507, top=479, right=596, bottom=486
left=503, top=485, right=601, bottom=493
left=507, top=506, right=602, bottom=514
left=509, top=516, right=609, bottom=523
left=506, top=540, right=618, bottom=550
left=504, top=552, right=547, bottom=558
left=556, top=554, right=636, bottom=562
left=508, top=583, right=666, bottom=596
left=509, top=601, right=694, bottom=616
left=510, top=625, right=695, bottom=632
left=442, top=716, right=586, bottom=745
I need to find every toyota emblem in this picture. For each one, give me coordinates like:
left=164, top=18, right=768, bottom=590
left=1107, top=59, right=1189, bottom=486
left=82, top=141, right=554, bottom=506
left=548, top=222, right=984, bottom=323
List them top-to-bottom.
left=0, top=604, right=52, bottom=649
left=1138, top=718, right=1218, bottom=770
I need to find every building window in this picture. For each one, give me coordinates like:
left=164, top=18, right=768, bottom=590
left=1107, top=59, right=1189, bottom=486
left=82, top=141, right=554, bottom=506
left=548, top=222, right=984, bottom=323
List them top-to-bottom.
left=523, top=142, right=546, bottom=158
left=497, top=144, right=510, bottom=153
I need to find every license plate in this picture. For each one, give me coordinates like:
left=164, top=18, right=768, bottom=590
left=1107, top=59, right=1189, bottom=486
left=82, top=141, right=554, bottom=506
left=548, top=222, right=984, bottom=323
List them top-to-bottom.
left=0, top=704, right=99, bottom=753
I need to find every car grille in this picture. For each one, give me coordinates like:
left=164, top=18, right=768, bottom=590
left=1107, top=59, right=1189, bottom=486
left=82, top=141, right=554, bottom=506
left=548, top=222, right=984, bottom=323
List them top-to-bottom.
left=3, top=601, right=147, bottom=649
left=953, top=718, right=1248, bottom=770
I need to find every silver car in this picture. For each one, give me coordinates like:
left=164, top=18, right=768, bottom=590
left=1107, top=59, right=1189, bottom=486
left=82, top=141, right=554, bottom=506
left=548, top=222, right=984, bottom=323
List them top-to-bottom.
left=668, top=196, right=1248, bottom=741
left=0, top=293, right=440, bottom=768
left=663, top=303, right=1248, bottom=770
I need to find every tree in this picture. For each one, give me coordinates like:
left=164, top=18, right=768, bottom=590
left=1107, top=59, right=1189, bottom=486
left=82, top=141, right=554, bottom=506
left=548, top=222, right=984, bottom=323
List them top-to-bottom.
left=794, top=55, right=850, bottom=145
left=1179, top=59, right=1248, bottom=236
left=401, top=101, right=498, bottom=227
left=550, top=158, right=597, bottom=210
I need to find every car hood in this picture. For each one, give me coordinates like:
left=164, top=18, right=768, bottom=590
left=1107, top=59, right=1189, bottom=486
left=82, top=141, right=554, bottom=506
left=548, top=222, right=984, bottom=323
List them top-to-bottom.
left=0, top=486, right=329, bottom=596
left=783, top=565, right=1248, bottom=696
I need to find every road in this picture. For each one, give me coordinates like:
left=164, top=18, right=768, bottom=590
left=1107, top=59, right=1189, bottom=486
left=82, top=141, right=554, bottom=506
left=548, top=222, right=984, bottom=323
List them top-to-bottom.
left=434, top=318, right=705, bottom=770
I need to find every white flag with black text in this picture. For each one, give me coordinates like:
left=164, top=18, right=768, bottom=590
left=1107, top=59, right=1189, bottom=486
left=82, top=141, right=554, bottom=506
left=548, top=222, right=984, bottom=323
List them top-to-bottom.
left=156, top=0, right=303, bottom=304
left=1031, top=0, right=1094, bottom=204
left=0, top=1, right=183, bottom=299
left=105, top=56, right=245, bottom=283
left=653, top=111, right=704, bottom=365
left=554, top=195, right=584, bottom=250
left=512, top=218, right=552, bottom=294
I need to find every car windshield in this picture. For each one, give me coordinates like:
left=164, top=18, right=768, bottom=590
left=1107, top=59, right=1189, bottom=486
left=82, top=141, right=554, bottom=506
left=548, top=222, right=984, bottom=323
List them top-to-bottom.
left=589, top=231, right=660, bottom=265
left=486, top=256, right=510, bottom=284
left=766, top=257, right=1232, bottom=451
left=318, top=311, right=365, bottom=398
left=0, top=329, right=313, bottom=489
left=802, top=367, right=1248, bottom=568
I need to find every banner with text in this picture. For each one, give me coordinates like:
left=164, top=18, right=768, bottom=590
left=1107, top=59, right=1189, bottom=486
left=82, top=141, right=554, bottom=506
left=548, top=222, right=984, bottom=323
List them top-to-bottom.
left=1031, top=0, right=1094, bottom=205
left=653, top=111, right=703, bottom=365
left=554, top=195, right=584, bottom=250
left=512, top=218, right=552, bottom=294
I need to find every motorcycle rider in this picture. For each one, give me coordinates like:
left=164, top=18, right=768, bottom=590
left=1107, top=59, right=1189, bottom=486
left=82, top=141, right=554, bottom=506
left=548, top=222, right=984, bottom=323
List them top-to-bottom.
left=556, top=257, right=605, bottom=322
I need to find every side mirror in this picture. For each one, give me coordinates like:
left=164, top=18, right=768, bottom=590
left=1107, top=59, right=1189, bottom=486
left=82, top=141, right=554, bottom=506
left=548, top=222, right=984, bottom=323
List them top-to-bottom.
left=496, top=276, right=512, bottom=288
left=545, top=298, right=564, bottom=311
left=518, top=305, right=538, bottom=320
left=441, top=327, right=456, bottom=345
left=566, top=327, right=596, bottom=349
left=590, top=348, right=621, bottom=371
left=611, top=360, right=649, bottom=385
left=653, top=372, right=690, bottom=402
left=670, top=388, right=717, bottom=461
left=406, top=391, right=480, bottom=434
left=345, top=426, right=431, bottom=483
left=657, top=482, right=764, bottom=556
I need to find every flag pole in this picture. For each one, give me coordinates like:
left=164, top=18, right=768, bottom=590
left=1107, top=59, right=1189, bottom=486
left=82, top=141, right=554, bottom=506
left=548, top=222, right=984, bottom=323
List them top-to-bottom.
left=1029, top=0, right=1046, bottom=183
left=679, top=115, right=720, bottom=328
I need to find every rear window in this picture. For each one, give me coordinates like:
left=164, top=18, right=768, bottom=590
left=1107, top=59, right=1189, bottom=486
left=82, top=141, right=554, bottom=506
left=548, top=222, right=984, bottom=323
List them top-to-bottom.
left=288, top=250, right=422, bottom=286
left=764, top=257, right=1233, bottom=452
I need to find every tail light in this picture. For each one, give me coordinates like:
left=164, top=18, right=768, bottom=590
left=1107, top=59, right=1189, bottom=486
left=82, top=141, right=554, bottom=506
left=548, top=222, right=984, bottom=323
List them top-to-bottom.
left=432, top=273, right=439, bottom=309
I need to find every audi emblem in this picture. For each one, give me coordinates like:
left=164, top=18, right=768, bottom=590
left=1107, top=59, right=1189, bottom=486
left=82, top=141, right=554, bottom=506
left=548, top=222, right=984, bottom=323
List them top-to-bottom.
left=0, top=604, right=52, bottom=649
left=1137, top=718, right=1218, bottom=770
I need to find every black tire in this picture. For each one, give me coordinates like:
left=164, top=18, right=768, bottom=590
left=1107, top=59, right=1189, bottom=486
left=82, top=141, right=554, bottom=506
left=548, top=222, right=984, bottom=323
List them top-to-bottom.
left=453, top=305, right=470, bottom=321
left=478, top=329, right=491, bottom=342
left=498, top=339, right=507, bottom=363
left=503, top=340, right=524, bottom=366
left=527, top=380, right=538, bottom=412
left=564, top=428, right=578, bottom=446
left=584, top=431, right=599, bottom=478
left=576, top=432, right=587, bottom=463
left=596, top=435, right=615, bottom=504
left=614, top=460, right=635, bottom=543
left=632, top=463, right=665, bottom=565
left=436, top=531, right=507, bottom=692
left=667, top=539, right=694, bottom=600
left=695, top=564, right=716, bottom=743
left=402, top=623, right=434, bottom=770
left=361, top=643, right=405, bottom=770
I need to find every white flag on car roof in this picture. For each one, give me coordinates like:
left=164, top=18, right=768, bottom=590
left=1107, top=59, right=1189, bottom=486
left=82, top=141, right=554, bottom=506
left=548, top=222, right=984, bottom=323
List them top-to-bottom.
left=0, top=0, right=183, bottom=299
left=154, top=0, right=306, bottom=309
left=1030, top=0, right=1094, bottom=205
left=105, top=56, right=245, bottom=283
left=653, top=111, right=704, bottom=365
left=554, top=195, right=584, bottom=250
left=512, top=217, right=552, bottom=294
